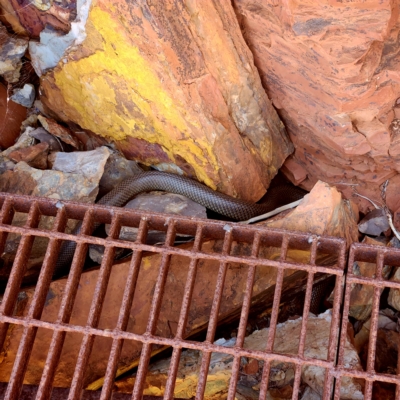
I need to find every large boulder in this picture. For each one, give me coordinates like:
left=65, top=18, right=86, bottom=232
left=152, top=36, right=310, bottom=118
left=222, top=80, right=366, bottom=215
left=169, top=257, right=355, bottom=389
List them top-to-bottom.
left=23, top=0, right=294, bottom=201
left=234, top=0, right=400, bottom=212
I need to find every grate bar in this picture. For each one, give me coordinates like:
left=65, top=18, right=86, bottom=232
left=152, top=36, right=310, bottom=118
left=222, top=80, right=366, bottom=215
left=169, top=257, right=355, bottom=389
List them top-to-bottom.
left=36, top=209, right=95, bottom=400
left=100, top=219, right=148, bottom=400
left=196, top=229, right=233, bottom=399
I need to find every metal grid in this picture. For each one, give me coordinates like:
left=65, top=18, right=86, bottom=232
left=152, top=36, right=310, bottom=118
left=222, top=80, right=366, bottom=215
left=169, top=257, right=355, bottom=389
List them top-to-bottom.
left=0, top=190, right=380, bottom=399
left=335, top=242, right=400, bottom=400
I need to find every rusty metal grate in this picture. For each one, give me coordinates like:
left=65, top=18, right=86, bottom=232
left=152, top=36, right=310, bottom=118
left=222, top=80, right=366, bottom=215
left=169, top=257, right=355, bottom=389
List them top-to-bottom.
left=0, top=191, right=393, bottom=399
left=335, top=243, right=400, bottom=400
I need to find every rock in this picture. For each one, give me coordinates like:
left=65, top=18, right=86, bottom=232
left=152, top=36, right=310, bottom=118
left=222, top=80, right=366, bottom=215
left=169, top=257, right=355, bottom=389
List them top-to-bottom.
left=0, top=0, right=75, bottom=37
left=29, top=0, right=91, bottom=74
left=38, top=0, right=293, bottom=202
left=233, top=0, right=400, bottom=215
left=0, top=22, right=28, bottom=83
left=0, top=83, right=27, bottom=149
left=10, top=84, right=35, bottom=108
left=37, top=115, right=80, bottom=148
left=1, top=127, right=35, bottom=158
left=29, top=127, right=63, bottom=151
left=8, top=142, right=49, bottom=170
left=0, top=147, right=110, bottom=277
left=52, top=147, right=110, bottom=181
left=98, top=151, right=142, bottom=196
left=0, top=158, right=15, bottom=174
left=385, top=175, right=400, bottom=231
left=265, top=181, right=359, bottom=247
left=89, top=191, right=208, bottom=263
left=107, top=191, right=207, bottom=242
left=358, top=208, right=390, bottom=236
left=349, top=236, right=392, bottom=320
left=387, top=266, right=400, bottom=311
left=353, top=309, right=397, bottom=353
left=113, top=311, right=363, bottom=399
left=360, top=329, right=400, bottom=399
left=301, top=387, right=322, bottom=400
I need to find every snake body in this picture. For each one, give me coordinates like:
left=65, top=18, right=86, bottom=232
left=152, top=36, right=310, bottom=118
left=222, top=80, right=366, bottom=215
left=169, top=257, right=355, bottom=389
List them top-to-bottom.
left=47, top=171, right=305, bottom=281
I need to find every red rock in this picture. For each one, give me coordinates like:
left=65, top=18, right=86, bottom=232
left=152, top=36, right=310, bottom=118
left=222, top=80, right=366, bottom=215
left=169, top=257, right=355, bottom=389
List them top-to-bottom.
left=0, top=0, right=74, bottom=38
left=233, top=0, right=400, bottom=214
left=0, top=83, right=27, bottom=149
left=37, top=115, right=80, bottom=148
left=8, top=142, right=49, bottom=169
left=281, top=156, right=308, bottom=185
left=265, top=181, right=359, bottom=246
left=243, top=358, right=259, bottom=375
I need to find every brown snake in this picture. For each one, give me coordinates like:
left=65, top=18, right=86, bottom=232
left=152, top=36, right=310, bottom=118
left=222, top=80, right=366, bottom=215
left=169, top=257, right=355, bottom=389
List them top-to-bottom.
left=22, top=170, right=306, bottom=284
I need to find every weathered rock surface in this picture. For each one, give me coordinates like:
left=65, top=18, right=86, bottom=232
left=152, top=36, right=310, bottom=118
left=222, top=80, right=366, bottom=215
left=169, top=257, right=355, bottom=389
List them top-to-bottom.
left=0, top=0, right=77, bottom=38
left=34, top=0, right=293, bottom=202
left=233, top=0, right=400, bottom=215
left=0, top=21, right=28, bottom=83
left=0, top=83, right=27, bottom=149
left=10, top=83, right=35, bottom=108
left=37, top=115, right=80, bottom=148
left=29, top=127, right=63, bottom=152
left=8, top=142, right=49, bottom=169
left=0, top=146, right=110, bottom=275
left=98, top=151, right=142, bottom=196
left=265, top=181, right=359, bottom=247
left=90, top=191, right=207, bottom=263
left=107, top=191, right=207, bottom=243
left=358, top=208, right=390, bottom=237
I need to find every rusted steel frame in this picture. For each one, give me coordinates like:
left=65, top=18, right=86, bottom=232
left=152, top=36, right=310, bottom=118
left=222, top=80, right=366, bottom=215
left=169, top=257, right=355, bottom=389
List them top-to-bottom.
left=0, top=192, right=347, bottom=400
left=0, top=193, right=345, bottom=258
left=0, top=202, right=42, bottom=351
left=4, top=206, right=67, bottom=400
left=35, top=209, right=96, bottom=399
left=68, top=214, right=122, bottom=400
left=100, top=218, right=148, bottom=400
left=132, top=221, right=178, bottom=399
left=0, top=223, right=344, bottom=277
left=163, top=225, right=204, bottom=400
left=196, top=228, right=233, bottom=400
left=226, top=231, right=262, bottom=400
left=258, top=234, right=290, bottom=400
left=322, top=237, right=347, bottom=400
left=335, top=243, right=400, bottom=400
left=0, top=310, right=353, bottom=370
left=334, top=368, right=400, bottom=384
left=0, top=382, right=179, bottom=399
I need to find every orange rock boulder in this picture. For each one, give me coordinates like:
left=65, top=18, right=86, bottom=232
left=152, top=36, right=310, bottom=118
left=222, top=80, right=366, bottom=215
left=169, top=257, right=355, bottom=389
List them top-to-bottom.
left=33, top=0, right=293, bottom=202
left=234, top=0, right=400, bottom=212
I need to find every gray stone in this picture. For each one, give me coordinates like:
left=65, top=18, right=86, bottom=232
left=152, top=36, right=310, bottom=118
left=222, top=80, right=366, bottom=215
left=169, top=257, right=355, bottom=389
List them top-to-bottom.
left=29, top=0, right=91, bottom=76
left=0, top=22, right=28, bottom=83
left=10, top=84, right=36, bottom=108
left=29, top=127, right=63, bottom=151
left=99, top=151, right=142, bottom=196
left=89, top=191, right=207, bottom=263
left=111, top=191, right=207, bottom=242
left=358, top=208, right=390, bottom=236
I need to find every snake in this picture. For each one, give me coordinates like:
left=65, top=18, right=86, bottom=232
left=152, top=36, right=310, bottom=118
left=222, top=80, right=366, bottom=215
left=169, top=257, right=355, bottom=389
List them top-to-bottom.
left=16, top=170, right=333, bottom=313
left=19, top=170, right=306, bottom=286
